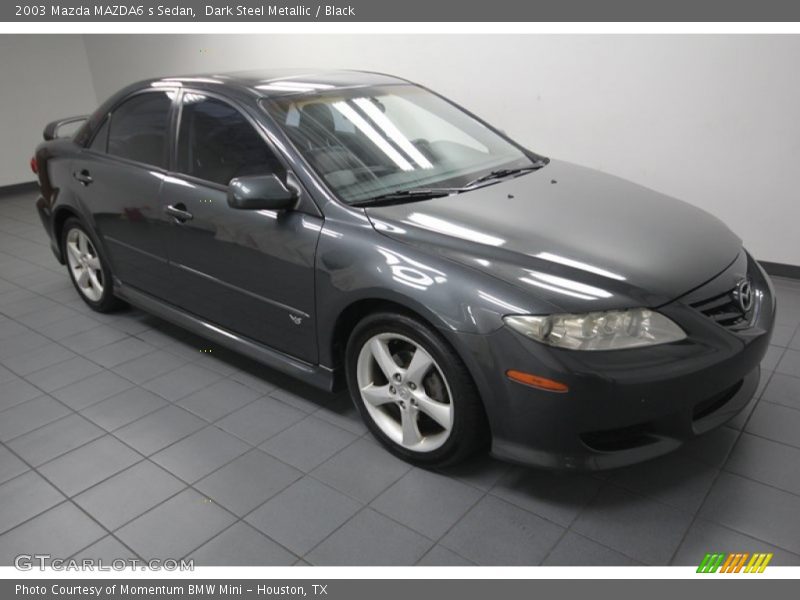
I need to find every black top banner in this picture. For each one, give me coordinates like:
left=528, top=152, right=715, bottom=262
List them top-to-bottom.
left=5, top=0, right=800, bottom=22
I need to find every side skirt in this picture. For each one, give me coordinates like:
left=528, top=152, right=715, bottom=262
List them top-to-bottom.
left=116, top=283, right=337, bottom=392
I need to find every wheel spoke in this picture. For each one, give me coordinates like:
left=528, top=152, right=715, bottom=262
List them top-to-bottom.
left=77, top=232, right=88, bottom=254
left=66, top=240, right=81, bottom=263
left=85, top=254, right=101, bottom=271
left=76, top=268, right=89, bottom=288
left=88, top=269, right=103, bottom=293
left=369, top=337, right=399, bottom=380
left=405, top=347, right=434, bottom=385
left=361, top=383, right=394, bottom=407
left=415, top=394, right=453, bottom=430
left=401, top=409, right=423, bottom=446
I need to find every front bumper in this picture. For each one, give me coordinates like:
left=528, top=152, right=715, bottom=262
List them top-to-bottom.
left=452, top=252, right=776, bottom=470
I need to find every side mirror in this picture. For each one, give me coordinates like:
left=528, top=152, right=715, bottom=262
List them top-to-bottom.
left=227, top=175, right=298, bottom=211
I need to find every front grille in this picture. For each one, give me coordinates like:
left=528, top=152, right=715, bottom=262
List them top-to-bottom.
left=690, top=289, right=751, bottom=330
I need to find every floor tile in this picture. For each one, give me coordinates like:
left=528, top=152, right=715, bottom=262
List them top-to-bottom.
left=60, top=325, right=129, bottom=354
left=85, top=337, right=154, bottom=369
left=2, top=343, right=75, bottom=376
left=761, top=345, right=785, bottom=372
left=111, top=349, right=188, bottom=385
left=775, top=349, right=800, bottom=377
left=25, top=356, right=103, bottom=393
left=143, top=363, right=224, bottom=401
left=50, top=370, right=134, bottom=411
left=761, top=372, right=800, bottom=411
left=0, top=377, right=42, bottom=412
left=176, top=379, right=262, bottom=423
left=80, top=387, right=167, bottom=431
left=0, top=395, right=71, bottom=442
left=217, top=396, right=306, bottom=445
left=746, top=401, right=800, bottom=448
left=114, top=405, right=207, bottom=456
left=7, top=414, right=104, bottom=467
left=259, top=415, right=357, bottom=472
left=151, top=426, right=250, bottom=483
left=725, top=433, right=800, bottom=497
left=38, top=435, right=142, bottom=497
left=311, top=438, right=410, bottom=503
left=0, top=446, right=28, bottom=485
left=195, top=449, right=301, bottom=517
left=603, top=452, right=718, bottom=514
left=74, top=461, right=185, bottom=530
left=491, top=467, right=601, bottom=526
left=372, top=468, right=482, bottom=538
left=0, top=471, right=64, bottom=535
left=699, top=472, right=800, bottom=555
left=245, top=477, right=361, bottom=556
left=571, top=485, right=693, bottom=565
left=116, top=489, right=236, bottom=560
left=440, top=495, right=564, bottom=566
left=0, top=502, right=105, bottom=565
left=308, top=508, right=431, bottom=566
left=672, top=518, right=800, bottom=566
left=187, top=522, right=296, bottom=566
left=543, top=531, right=642, bottom=566
left=71, top=535, right=139, bottom=561
left=417, top=545, right=474, bottom=566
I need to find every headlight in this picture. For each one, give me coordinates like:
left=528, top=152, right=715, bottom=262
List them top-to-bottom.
left=504, top=309, right=686, bottom=351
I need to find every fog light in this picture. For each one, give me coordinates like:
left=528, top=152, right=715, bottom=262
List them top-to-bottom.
left=506, top=369, right=569, bottom=393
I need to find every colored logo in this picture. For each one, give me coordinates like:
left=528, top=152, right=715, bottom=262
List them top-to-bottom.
left=697, top=552, right=773, bottom=573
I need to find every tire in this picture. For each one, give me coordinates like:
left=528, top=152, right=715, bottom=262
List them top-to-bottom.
left=61, top=217, right=123, bottom=313
left=345, top=311, right=488, bottom=467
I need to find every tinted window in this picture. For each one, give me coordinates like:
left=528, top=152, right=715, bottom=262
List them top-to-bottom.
left=108, top=92, right=171, bottom=167
left=177, top=95, right=283, bottom=186
left=89, top=117, right=109, bottom=153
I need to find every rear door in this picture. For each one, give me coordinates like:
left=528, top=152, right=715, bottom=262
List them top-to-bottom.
left=70, top=89, right=176, bottom=298
left=158, top=89, right=322, bottom=362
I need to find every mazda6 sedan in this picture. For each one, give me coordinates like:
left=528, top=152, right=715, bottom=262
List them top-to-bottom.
left=33, top=69, right=775, bottom=469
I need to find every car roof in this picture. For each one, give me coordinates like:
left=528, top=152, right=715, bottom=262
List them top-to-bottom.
left=141, top=69, right=413, bottom=98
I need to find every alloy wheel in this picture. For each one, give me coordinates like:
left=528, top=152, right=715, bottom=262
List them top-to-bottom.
left=65, top=228, right=104, bottom=302
left=356, top=332, right=454, bottom=452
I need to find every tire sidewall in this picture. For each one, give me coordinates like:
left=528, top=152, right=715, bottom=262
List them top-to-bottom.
left=346, top=311, right=483, bottom=466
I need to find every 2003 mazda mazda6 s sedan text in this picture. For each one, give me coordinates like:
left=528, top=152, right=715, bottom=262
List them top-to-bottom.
left=32, top=69, right=776, bottom=469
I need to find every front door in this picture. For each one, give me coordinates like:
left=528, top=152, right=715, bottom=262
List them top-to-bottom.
left=159, top=91, right=321, bottom=363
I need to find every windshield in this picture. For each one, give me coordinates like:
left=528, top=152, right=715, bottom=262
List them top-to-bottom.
left=261, top=84, right=541, bottom=204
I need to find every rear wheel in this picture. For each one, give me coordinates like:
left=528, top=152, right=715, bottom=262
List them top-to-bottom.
left=62, top=217, right=123, bottom=312
left=346, top=311, right=487, bottom=467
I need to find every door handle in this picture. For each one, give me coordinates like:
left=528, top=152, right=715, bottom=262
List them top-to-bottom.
left=72, top=169, right=93, bottom=186
left=164, top=203, right=193, bottom=223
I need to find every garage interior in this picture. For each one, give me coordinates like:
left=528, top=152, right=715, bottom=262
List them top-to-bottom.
left=1, top=34, right=799, bottom=566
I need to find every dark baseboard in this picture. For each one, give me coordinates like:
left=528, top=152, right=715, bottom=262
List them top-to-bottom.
left=0, top=181, right=38, bottom=197
left=760, top=261, right=800, bottom=280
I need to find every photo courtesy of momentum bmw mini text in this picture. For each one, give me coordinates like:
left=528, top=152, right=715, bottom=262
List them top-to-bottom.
left=1, top=0, right=800, bottom=597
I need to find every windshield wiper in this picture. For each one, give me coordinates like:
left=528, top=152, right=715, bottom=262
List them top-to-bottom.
left=464, top=161, right=547, bottom=189
left=351, top=188, right=456, bottom=207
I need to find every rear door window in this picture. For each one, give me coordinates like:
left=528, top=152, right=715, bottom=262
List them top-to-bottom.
left=107, top=92, right=172, bottom=168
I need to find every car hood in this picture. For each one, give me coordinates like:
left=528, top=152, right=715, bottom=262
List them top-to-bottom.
left=365, top=160, right=742, bottom=312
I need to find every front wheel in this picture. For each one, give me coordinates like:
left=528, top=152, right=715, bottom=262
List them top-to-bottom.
left=62, top=217, right=123, bottom=312
left=345, top=311, right=487, bottom=467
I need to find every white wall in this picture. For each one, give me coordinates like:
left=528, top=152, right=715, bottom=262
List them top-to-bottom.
left=0, top=35, right=97, bottom=187
left=76, top=35, right=800, bottom=264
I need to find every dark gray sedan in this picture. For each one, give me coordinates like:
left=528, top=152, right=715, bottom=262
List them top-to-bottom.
left=33, top=69, right=775, bottom=469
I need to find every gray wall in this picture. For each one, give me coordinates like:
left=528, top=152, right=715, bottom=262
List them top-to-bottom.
left=0, top=35, right=97, bottom=188
left=4, top=35, right=799, bottom=265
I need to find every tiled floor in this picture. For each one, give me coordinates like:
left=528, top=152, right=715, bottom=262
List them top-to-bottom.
left=1, top=188, right=800, bottom=566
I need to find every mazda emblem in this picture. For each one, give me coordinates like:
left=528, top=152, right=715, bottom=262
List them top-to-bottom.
left=734, top=279, right=754, bottom=313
